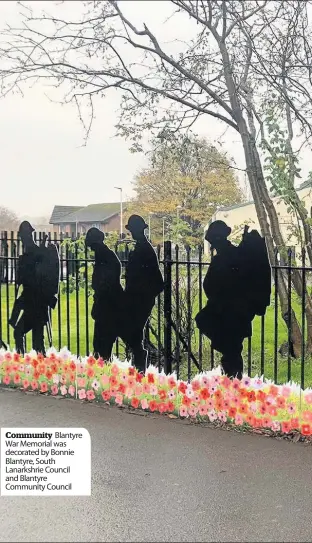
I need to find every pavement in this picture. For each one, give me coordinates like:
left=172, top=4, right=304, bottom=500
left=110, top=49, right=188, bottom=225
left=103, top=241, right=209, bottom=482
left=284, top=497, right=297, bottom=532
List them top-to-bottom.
left=0, top=389, right=311, bottom=543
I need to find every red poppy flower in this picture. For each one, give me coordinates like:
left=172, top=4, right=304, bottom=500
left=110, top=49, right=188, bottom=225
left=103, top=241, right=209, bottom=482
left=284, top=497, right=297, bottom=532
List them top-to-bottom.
left=13, top=353, right=20, bottom=362
left=37, top=353, right=44, bottom=362
left=87, top=356, right=96, bottom=366
left=32, top=359, right=39, bottom=368
left=70, top=361, right=76, bottom=372
left=50, top=363, right=58, bottom=373
left=87, top=367, right=95, bottom=379
left=128, top=367, right=135, bottom=376
left=33, top=370, right=40, bottom=380
left=45, top=370, right=52, bottom=380
left=136, top=372, right=143, bottom=382
left=13, top=373, right=21, bottom=384
left=148, top=373, right=155, bottom=384
left=109, top=375, right=118, bottom=387
left=191, top=380, right=200, bottom=391
left=40, top=382, right=48, bottom=393
left=178, top=382, right=187, bottom=394
left=118, top=383, right=126, bottom=394
left=269, top=385, right=279, bottom=397
left=199, top=388, right=210, bottom=400
left=215, top=389, right=222, bottom=400
left=102, top=390, right=111, bottom=402
left=159, top=390, right=167, bottom=401
left=257, top=390, right=266, bottom=402
left=247, top=391, right=256, bottom=403
left=182, top=395, right=191, bottom=407
left=131, top=397, right=140, bottom=409
left=276, top=397, right=286, bottom=409
left=149, top=400, right=158, bottom=412
left=167, top=401, right=175, bottom=412
left=158, top=402, right=167, bottom=413
left=239, top=404, right=248, bottom=414
left=229, top=407, right=237, bottom=418
left=290, top=417, right=299, bottom=430
left=281, top=421, right=291, bottom=434
left=301, top=423, right=312, bottom=436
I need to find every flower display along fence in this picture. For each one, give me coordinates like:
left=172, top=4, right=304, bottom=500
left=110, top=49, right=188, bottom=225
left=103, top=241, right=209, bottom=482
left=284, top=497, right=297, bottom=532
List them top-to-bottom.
left=1, top=348, right=312, bottom=438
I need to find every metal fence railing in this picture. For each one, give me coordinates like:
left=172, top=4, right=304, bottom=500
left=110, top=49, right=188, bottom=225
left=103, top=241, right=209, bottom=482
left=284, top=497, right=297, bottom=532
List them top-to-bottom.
left=1, top=232, right=312, bottom=387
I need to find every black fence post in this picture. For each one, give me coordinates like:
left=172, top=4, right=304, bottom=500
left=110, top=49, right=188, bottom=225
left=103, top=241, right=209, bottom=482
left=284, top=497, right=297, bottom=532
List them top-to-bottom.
left=163, top=240, right=172, bottom=374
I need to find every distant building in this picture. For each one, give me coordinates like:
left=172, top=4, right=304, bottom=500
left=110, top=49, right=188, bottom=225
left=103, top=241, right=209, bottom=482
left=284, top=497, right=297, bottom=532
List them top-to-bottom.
left=204, top=180, right=312, bottom=256
left=49, top=203, right=125, bottom=236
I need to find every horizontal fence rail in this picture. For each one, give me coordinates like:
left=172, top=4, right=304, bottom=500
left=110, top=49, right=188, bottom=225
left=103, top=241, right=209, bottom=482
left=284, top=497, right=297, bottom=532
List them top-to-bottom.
left=1, top=232, right=312, bottom=388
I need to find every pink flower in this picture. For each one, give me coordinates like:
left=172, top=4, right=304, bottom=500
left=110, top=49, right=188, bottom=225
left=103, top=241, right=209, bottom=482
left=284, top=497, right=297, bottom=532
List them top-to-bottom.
left=97, top=358, right=105, bottom=368
left=77, top=363, right=85, bottom=373
left=19, top=364, right=25, bottom=372
left=111, top=364, right=119, bottom=376
left=25, top=367, right=32, bottom=376
left=121, top=372, right=128, bottom=383
left=53, top=374, right=60, bottom=384
left=101, top=374, right=109, bottom=386
left=159, top=374, right=167, bottom=386
left=3, top=375, right=10, bottom=385
left=211, top=375, right=220, bottom=386
left=168, top=376, right=176, bottom=388
left=201, top=376, right=209, bottom=386
left=78, top=377, right=86, bottom=388
left=242, top=377, right=251, bottom=387
left=232, top=378, right=241, bottom=390
left=253, top=378, right=264, bottom=389
left=22, top=379, right=30, bottom=389
left=92, top=379, right=100, bottom=390
left=191, top=379, right=200, bottom=391
left=143, top=383, right=151, bottom=394
left=51, top=384, right=59, bottom=395
left=135, top=384, right=143, bottom=396
left=60, top=385, right=67, bottom=396
left=68, top=385, right=75, bottom=397
left=150, top=385, right=158, bottom=396
left=209, top=385, right=217, bottom=394
left=282, top=386, right=291, bottom=398
left=125, top=387, right=134, bottom=398
left=186, top=388, right=194, bottom=399
left=78, top=389, right=86, bottom=400
left=86, top=390, right=95, bottom=401
left=168, top=390, right=175, bottom=400
left=305, top=392, right=312, bottom=404
left=194, top=393, right=200, bottom=403
left=115, top=394, right=123, bottom=406
left=141, top=398, right=149, bottom=410
left=207, top=399, right=214, bottom=409
left=250, top=402, right=257, bottom=413
left=287, top=403, right=296, bottom=414
left=199, top=404, right=208, bottom=416
left=179, top=406, right=188, bottom=417
left=188, top=406, right=198, bottom=418
left=208, top=410, right=217, bottom=422
left=302, top=410, right=312, bottom=422
left=218, top=411, right=227, bottom=423
left=235, top=414, right=243, bottom=426
left=271, top=420, right=281, bottom=432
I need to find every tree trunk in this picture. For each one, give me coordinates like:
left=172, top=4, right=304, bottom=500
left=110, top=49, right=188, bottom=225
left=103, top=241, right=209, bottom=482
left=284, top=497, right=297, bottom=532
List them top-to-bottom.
left=219, top=42, right=303, bottom=357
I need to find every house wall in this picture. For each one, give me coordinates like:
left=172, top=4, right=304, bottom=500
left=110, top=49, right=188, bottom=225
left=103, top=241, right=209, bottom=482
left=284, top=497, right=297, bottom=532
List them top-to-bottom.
left=204, top=185, right=312, bottom=256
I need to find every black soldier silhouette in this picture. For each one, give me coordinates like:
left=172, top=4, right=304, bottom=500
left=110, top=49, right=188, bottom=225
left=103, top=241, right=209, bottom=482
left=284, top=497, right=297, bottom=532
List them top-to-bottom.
left=120, top=215, right=164, bottom=372
left=196, top=220, right=271, bottom=379
left=10, top=221, right=60, bottom=355
left=86, top=227, right=123, bottom=361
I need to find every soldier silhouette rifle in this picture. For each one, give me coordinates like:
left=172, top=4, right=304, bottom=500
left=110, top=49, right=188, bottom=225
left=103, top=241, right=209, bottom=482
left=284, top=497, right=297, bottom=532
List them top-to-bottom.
left=119, top=215, right=164, bottom=372
left=196, top=220, right=271, bottom=379
left=9, top=221, right=60, bottom=355
left=86, top=227, right=123, bottom=361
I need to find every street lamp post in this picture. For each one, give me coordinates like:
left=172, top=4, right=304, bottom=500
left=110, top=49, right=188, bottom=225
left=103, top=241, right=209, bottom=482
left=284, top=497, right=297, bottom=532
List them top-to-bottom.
left=114, top=187, right=123, bottom=239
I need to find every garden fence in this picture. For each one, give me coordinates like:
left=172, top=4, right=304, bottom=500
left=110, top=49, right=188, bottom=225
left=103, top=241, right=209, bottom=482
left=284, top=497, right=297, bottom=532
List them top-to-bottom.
left=0, top=231, right=311, bottom=388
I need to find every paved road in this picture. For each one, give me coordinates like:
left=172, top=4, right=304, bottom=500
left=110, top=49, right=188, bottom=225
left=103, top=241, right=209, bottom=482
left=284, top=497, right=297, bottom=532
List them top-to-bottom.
left=0, top=388, right=311, bottom=543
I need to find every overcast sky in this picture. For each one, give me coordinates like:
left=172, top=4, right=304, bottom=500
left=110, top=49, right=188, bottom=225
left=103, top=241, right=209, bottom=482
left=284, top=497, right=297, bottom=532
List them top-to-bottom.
left=0, top=1, right=310, bottom=221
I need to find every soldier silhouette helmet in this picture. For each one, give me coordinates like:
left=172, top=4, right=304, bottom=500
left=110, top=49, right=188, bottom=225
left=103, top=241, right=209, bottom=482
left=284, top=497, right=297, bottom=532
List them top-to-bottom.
left=125, top=215, right=148, bottom=233
left=205, top=220, right=231, bottom=246
left=18, top=221, right=35, bottom=237
left=85, top=227, right=105, bottom=249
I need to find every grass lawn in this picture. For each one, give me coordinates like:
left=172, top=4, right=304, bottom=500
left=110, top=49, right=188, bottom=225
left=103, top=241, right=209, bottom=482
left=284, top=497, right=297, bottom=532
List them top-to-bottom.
left=1, top=283, right=312, bottom=387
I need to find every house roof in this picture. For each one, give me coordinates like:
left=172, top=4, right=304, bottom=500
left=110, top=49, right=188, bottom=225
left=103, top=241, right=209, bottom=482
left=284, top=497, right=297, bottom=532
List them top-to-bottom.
left=217, top=180, right=312, bottom=214
left=50, top=203, right=122, bottom=224
left=50, top=205, right=83, bottom=224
